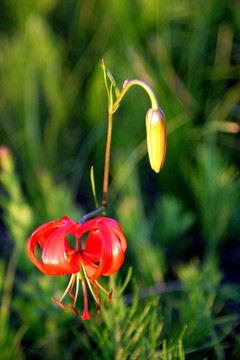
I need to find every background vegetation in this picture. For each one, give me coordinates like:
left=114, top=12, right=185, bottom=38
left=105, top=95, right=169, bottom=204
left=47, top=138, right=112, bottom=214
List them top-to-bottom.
left=0, top=0, right=240, bottom=358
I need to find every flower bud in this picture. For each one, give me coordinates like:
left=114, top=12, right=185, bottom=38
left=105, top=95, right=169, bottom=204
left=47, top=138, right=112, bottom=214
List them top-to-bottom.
left=145, top=108, right=166, bottom=173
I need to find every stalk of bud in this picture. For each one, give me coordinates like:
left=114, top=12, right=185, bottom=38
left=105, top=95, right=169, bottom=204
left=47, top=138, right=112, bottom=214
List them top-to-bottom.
left=145, top=108, right=166, bottom=173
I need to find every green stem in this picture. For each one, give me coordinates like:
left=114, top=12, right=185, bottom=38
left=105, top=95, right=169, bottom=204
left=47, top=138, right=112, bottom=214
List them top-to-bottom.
left=101, top=79, right=159, bottom=211
left=112, top=79, right=159, bottom=113
left=102, top=109, right=113, bottom=212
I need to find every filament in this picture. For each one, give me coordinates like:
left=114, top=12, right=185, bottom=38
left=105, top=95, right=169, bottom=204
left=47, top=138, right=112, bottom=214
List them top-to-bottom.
left=59, top=274, right=76, bottom=302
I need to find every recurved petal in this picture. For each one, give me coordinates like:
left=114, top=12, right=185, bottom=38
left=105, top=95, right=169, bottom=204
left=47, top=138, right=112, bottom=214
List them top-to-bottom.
left=27, top=217, right=79, bottom=275
left=83, top=217, right=126, bottom=280
left=27, top=218, right=73, bottom=275
left=98, top=218, right=126, bottom=275
left=102, top=218, right=127, bottom=253
left=30, top=219, right=67, bottom=249
left=83, top=220, right=113, bottom=280
left=42, top=223, right=81, bottom=275
left=27, top=228, right=54, bottom=275
left=102, top=231, right=124, bottom=276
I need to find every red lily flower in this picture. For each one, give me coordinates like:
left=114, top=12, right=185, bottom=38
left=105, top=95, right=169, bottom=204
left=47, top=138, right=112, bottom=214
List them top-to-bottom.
left=27, top=216, right=127, bottom=320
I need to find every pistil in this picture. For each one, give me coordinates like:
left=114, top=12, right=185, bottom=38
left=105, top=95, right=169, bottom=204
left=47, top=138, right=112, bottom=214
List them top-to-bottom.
left=81, top=279, right=92, bottom=320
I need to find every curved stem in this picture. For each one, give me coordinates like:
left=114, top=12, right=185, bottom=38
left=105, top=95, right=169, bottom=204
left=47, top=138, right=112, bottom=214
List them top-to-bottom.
left=101, top=79, right=159, bottom=211
left=112, top=79, right=159, bottom=113
left=102, top=109, right=113, bottom=212
left=79, top=206, right=105, bottom=225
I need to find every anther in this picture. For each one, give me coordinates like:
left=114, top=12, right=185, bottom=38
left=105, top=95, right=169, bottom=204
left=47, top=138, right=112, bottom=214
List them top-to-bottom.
left=106, top=288, right=113, bottom=307
left=68, top=289, right=75, bottom=300
left=51, top=297, right=67, bottom=311
left=97, top=298, right=101, bottom=314
left=69, top=303, right=80, bottom=317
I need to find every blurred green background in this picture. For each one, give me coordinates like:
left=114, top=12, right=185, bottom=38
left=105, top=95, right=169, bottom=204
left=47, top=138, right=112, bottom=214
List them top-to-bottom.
left=0, top=0, right=240, bottom=359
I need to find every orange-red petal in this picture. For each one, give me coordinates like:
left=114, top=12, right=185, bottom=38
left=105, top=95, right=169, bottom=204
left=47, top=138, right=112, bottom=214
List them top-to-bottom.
left=27, top=217, right=80, bottom=275
left=76, top=217, right=127, bottom=281
left=42, top=225, right=81, bottom=275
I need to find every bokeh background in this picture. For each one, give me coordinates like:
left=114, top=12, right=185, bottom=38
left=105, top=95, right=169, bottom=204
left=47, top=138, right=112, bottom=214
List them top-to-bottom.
left=0, top=0, right=240, bottom=359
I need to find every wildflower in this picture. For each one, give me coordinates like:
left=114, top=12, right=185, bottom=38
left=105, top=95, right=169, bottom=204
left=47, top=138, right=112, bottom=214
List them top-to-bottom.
left=145, top=108, right=166, bottom=173
left=27, top=216, right=127, bottom=320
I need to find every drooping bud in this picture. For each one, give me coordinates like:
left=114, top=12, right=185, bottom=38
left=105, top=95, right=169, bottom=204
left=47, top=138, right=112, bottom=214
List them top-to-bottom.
left=145, top=108, right=166, bottom=173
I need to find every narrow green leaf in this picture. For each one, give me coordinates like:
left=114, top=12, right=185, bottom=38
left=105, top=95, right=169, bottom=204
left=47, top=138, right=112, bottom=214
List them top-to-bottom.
left=101, top=59, right=110, bottom=101
left=100, top=60, right=120, bottom=109
left=105, top=66, right=120, bottom=98
left=90, top=166, right=99, bottom=209
left=119, top=266, right=132, bottom=296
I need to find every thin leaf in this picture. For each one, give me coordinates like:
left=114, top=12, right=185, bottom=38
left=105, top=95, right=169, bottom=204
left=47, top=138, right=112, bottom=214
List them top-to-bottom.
left=90, top=166, right=99, bottom=209
left=119, top=266, right=132, bottom=296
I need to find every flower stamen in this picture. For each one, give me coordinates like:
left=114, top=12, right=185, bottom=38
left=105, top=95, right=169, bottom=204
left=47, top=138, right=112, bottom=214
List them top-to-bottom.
left=68, top=273, right=77, bottom=299
left=68, top=273, right=81, bottom=316
left=73, top=273, right=80, bottom=307
left=52, top=274, right=76, bottom=311
left=59, top=274, right=76, bottom=302
left=94, top=279, right=109, bottom=295
left=94, top=280, right=113, bottom=307
left=106, top=288, right=113, bottom=307
left=68, top=289, right=75, bottom=300
left=51, top=297, right=67, bottom=311
left=97, top=298, right=101, bottom=314
left=69, top=303, right=80, bottom=317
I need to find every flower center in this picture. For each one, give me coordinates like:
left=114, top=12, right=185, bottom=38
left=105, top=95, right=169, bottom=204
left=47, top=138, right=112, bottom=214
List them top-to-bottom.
left=51, top=263, right=112, bottom=320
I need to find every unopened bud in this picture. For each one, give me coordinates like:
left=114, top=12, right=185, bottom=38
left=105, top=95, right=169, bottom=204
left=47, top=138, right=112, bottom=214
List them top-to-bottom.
left=145, top=108, right=166, bottom=173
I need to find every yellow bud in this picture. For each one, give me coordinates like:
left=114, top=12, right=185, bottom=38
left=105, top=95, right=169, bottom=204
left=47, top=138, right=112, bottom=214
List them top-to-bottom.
left=145, top=108, right=166, bottom=173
